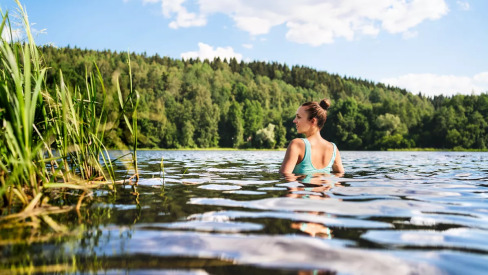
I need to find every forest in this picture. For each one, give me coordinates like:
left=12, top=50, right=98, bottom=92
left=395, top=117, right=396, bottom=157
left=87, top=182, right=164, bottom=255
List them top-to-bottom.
left=38, top=46, right=488, bottom=150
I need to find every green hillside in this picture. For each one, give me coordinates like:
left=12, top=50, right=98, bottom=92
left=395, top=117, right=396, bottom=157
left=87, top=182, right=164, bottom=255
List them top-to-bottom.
left=39, top=46, right=488, bottom=150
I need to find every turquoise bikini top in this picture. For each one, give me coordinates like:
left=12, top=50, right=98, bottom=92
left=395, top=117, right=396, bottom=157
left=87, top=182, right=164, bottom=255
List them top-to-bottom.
left=292, top=138, right=336, bottom=175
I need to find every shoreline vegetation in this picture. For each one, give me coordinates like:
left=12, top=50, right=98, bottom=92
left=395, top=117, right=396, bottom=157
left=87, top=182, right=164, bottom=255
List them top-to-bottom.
left=0, top=1, right=139, bottom=229
left=38, top=47, right=488, bottom=152
left=131, top=147, right=488, bottom=152
left=134, top=147, right=285, bottom=151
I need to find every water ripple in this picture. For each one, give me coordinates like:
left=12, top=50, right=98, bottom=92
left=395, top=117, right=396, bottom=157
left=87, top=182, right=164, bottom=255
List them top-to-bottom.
left=189, top=197, right=446, bottom=217
left=188, top=210, right=393, bottom=229
left=362, top=228, right=488, bottom=252
left=91, top=229, right=441, bottom=274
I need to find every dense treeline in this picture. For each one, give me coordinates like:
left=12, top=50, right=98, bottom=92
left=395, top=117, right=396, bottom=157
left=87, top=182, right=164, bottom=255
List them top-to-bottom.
left=39, top=46, right=488, bottom=150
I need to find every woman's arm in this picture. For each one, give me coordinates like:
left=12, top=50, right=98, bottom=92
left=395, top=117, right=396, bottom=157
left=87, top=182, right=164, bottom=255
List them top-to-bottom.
left=279, top=139, right=302, bottom=174
left=332, top=148, right=345, bottom=174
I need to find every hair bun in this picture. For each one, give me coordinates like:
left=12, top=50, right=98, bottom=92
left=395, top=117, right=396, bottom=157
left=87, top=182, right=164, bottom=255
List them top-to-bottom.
left=319, top=99, right=331, bottom=110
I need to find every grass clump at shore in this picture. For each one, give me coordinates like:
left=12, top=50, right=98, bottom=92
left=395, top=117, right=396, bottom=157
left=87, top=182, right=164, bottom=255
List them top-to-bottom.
left=0, top=1, right=139, bottom=229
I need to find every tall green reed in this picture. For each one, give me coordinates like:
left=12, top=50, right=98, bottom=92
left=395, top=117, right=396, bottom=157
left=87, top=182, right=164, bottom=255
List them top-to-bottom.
left=0, top=0, right=136, bottom=217
left=0, top=2, right=47, bottom=207
left=116, top=54, right=140, bottom=182
left=44, top=67, right=115, bottom=184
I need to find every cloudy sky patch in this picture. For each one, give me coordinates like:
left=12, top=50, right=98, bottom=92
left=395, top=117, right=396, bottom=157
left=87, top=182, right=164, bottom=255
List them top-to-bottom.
left=1, top=0, right=487, bottom=96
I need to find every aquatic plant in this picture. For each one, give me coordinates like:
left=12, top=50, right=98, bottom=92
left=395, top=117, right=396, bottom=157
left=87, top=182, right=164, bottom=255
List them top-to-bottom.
left=0, top=0, right=138, bottom=226
left=1, top=1, right=51, bottom=210
left=116, top=54, right=140, bottom=182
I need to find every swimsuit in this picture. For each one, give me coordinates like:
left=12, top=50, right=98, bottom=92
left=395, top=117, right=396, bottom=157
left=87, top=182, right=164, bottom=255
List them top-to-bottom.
left=292, top=138, right=336, bottom=174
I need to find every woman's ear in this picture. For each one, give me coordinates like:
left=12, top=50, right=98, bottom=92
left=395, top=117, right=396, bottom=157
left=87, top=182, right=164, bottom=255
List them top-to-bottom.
left=311, top=117, right=318, bottom=126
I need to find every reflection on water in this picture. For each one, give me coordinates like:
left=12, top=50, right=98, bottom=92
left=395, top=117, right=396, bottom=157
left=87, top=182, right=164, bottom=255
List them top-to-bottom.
left=2, top=150, right=488, bottom=274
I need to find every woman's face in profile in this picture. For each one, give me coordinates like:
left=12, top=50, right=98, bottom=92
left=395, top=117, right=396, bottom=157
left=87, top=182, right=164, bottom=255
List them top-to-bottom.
left=293, top=106, right=313, bottom=134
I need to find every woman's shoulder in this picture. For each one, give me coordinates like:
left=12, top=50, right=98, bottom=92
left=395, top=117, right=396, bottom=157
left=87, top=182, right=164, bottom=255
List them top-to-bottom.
left=289, top=138, right=305, bottom=147
left=326, top=140, right=339, bottom=154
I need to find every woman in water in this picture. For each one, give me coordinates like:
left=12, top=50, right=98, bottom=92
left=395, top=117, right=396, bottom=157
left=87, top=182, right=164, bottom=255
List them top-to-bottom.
left=280, top=99, right=344, bottom=175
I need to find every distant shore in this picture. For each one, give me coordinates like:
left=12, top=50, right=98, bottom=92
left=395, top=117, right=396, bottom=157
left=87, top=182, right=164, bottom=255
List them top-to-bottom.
left=110, top=147, right=488, bottom=152
left=111, top=147, right=286, bottom=151
left=387, top=148, right=488, bottom=152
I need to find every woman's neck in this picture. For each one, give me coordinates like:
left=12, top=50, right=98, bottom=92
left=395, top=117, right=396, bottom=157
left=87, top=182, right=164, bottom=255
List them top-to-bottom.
left=304, top=128, right=321, bottom=139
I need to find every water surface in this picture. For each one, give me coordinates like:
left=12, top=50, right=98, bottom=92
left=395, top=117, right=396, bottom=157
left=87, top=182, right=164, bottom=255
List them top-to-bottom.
left=2, top=150, right=488, bottom=274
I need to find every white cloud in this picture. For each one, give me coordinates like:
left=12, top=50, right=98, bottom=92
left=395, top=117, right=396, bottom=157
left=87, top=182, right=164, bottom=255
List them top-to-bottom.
left=147, top=0, right=449, bottom=46
left=161, top=0, right=206, bottom=28
left=380, top=0, right=448, bottom=33
left=456, top=1, right=470, bottom=11
left=1, top=12, right=46, bottom=43
left=234, top=15, right=279, bottom=36
left=1, top=27, right=22, bottom=42
left=181, top=42, right=243, bottom=62
left=242, top=43, right=253, bottom=49
left=381, top=72, right=488, bottom=97
left=473, top=72, right=488, bottom=83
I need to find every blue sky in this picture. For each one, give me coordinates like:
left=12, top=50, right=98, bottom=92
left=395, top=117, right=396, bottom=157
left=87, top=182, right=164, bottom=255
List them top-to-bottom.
left=2, top=0, right=487, bottom=97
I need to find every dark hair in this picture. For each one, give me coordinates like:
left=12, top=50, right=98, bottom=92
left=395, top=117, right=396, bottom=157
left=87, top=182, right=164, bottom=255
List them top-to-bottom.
left=301, top=99, right=331, bottom=129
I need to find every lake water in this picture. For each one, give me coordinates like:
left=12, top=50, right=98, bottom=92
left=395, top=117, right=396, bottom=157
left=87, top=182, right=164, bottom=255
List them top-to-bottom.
left=2, top=150, right=488, bottom=274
